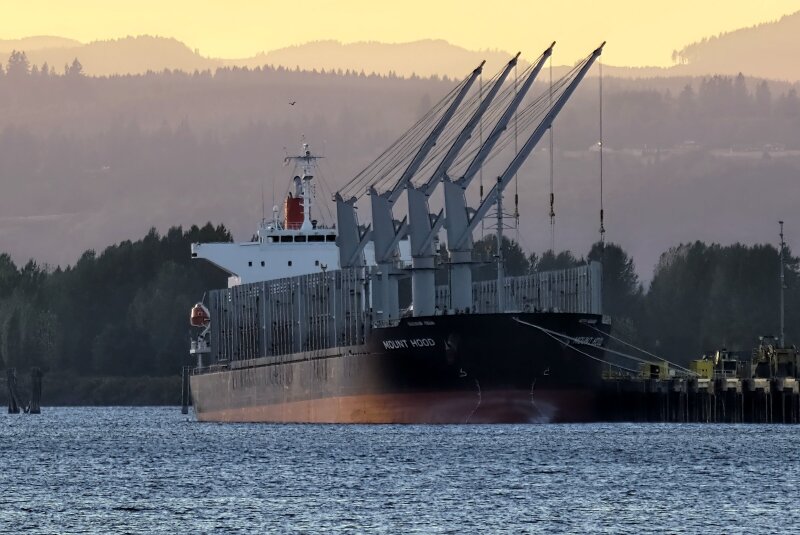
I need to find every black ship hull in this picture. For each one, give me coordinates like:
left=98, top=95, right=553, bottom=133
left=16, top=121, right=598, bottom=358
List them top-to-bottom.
left=190, top=312, right=609, bottom=423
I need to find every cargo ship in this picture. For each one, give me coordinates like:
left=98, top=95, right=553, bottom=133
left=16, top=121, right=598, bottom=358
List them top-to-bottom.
left=188, top=43, right=611, bottom=423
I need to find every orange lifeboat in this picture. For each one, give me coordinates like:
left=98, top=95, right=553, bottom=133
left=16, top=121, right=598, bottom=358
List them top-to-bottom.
left=284, top=194, right=304, bottom=230
left=190, top=303, right=211, bottom=327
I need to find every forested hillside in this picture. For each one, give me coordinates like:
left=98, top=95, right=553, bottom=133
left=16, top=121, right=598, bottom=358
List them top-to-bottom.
left=0, top=51, right=798, bottom=275
left=0, top=225, right=229, bottom=389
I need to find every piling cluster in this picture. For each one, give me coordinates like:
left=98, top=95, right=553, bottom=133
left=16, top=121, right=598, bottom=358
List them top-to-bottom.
left=5, top=367, right=42, bottom=414
left=599, top=376, right=800, bottom=423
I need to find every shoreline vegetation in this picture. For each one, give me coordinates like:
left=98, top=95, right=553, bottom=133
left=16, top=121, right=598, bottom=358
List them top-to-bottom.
left=0, top=224, right=797, bottom=407
left=1, top=374, right=181, bottom=407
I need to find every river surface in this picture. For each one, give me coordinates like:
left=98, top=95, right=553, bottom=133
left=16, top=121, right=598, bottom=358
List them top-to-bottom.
left=1, top=407, right=799, bottom=533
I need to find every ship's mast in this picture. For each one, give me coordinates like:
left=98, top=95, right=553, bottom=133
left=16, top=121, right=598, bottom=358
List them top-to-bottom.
left=285, top=143, right=322, bottom=231
left=779, top=220, right=785, bottom=348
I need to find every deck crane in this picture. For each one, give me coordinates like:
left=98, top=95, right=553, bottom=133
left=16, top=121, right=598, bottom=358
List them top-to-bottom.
left=446, top=43, right=605, bottom=312
left=439, top=44, right=556, bottom=311
left=406, top=45, right=555, bottom=316
left=336, top=61, right=484, bottom=321
left=333, top=62, right=485, bottom=274
left=370, top=62, right=483, bottom=321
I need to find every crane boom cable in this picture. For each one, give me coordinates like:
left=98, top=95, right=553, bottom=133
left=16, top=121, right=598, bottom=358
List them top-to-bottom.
left=454, top=46, right=605, bottom=248
left=454, top=49, right=553, bottom=188
left=549, top=51, right=555, bottom=252
left=414, top=55, right=551, bottom=187
left=407, top=58, right=541, bottom=192
left=448, top=58, right=585, bottom=174
left=599, top=58, right=605, bottom=245
left=514, top=60, right=519, bottom=241
left=414, top=61, right=514, bottom=192
left=367, top=65, right=506, bottom=196
left=480, top=71, right=485, bottom=238
left=339, top=73, right=473, bottom=199
left=419, top=83, right=518, bottom=182
left=404, top=86, right=491, bottom=188
left=362, top=89, right=459, bottom=194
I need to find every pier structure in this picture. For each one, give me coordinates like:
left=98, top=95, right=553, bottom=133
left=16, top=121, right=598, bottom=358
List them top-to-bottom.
left=599, top=344, right=800, bottom=423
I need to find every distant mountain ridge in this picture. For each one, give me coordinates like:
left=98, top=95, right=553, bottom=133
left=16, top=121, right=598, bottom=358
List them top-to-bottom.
left=674, top=11, right=800, bottom=81
left=4, top=12, right=800, bottom=81
left=6, top=35, right=220, bottom=76
left=0, top=36, right=81, bottom=52
left=231, top=39, right=514, bottom=78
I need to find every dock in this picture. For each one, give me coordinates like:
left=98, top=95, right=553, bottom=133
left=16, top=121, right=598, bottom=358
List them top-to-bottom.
left=598, top=342, right=800, bottom=423
left=599, top=375, right=799, bottom=423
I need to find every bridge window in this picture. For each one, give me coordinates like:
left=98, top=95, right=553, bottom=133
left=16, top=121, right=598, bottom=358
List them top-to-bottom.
left=295, top=235, right=307, bottom=242
left=308, top=235, right=324, bottom=242
left=326, top=235, right=336, bottom=242
left=280, top=236, right=292, bottom=243
left=248, top=261, right=252, bottom=267
left=261, top=261, right=265, bottom=267
left=288, top=261, right=292, bottom=267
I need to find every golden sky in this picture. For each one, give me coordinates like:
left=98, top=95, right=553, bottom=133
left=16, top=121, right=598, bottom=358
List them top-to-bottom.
left=3, top=0, right=799, bottom=66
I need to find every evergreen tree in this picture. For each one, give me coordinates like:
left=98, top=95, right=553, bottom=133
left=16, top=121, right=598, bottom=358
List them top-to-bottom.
left=6, top=50, right=30, bottom=78
left=66, top=58, right=84, bottom=78
left=755, top=80, right=771, bottom=116
left=472, top=235, right=530, bottom=281
left=587, top=242, right=644, bottom=341
left=535, top=250, right=581, bottom=271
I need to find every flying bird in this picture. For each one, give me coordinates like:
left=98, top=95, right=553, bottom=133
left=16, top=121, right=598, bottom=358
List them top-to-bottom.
left=289, top=100, right=296, bottom=106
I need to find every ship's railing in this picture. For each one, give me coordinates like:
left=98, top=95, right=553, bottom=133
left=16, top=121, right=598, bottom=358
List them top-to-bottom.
left=207, top=262, right=602, bottom=363
left=434, top=262, right=602, bottom=315
left=209, top=268, right=369, bottom=363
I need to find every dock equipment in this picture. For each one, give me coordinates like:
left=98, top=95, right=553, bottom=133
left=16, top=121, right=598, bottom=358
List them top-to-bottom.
left=598, top=343, right=800, bottom=423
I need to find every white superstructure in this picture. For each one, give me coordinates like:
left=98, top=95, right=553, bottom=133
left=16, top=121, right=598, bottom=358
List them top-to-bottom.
left=191, top=143, right=410, bottom=287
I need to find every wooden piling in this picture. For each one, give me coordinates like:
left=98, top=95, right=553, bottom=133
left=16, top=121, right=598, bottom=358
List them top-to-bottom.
left=181, top=365, right=191, bottom=415
left=28, top=367, right=42, bottom=414
left=6, top=368, right=21, bottom=414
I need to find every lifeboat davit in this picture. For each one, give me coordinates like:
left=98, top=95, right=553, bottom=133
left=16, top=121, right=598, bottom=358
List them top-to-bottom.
left=190, top=303, right=211, bottom=327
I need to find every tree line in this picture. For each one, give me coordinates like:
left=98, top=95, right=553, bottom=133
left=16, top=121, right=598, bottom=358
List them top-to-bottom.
left=0, top=224, right=230, bottom=378
left=0, top=228, right=796, bottom=380
left=471, top=234, right=798, bottom=363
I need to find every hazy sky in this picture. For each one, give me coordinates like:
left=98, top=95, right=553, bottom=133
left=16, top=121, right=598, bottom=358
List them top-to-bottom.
left=4, top=1, right=800, bottom=66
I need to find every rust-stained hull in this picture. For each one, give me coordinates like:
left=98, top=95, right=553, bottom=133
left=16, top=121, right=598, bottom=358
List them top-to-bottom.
left=190, top=312, right=609, bottom=424
left=192, top=390, right=599, bottom=424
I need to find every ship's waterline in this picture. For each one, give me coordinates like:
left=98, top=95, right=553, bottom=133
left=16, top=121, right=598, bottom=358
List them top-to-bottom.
left=190, top=390, right=598, bottom=424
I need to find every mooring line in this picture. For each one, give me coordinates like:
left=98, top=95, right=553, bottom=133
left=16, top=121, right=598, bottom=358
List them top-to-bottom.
left=513, top=317, right=639, bottom=374
left=513, top=317, right=697, bottom=377
left=584, top=323, right=696, bottom=375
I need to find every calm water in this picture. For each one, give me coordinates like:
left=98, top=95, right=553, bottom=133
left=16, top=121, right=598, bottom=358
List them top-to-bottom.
left=1, top=408, right=799, bottom=534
